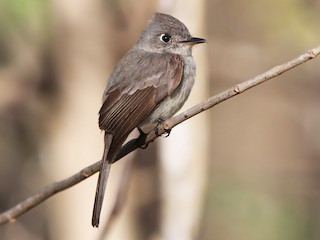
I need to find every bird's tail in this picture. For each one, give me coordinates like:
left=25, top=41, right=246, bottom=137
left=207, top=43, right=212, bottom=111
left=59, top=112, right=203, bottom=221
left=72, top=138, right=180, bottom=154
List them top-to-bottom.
left=92, top=133, right=113, bottom=227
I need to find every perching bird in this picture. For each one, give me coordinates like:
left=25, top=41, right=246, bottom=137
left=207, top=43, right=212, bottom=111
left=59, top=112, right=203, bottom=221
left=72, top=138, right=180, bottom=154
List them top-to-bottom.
left=92, top=12, right=205, bottom=227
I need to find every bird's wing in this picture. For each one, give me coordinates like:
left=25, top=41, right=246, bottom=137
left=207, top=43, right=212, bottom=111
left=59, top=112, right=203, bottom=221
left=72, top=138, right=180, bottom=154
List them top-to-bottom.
left=99, top=52, right=183, bottom=159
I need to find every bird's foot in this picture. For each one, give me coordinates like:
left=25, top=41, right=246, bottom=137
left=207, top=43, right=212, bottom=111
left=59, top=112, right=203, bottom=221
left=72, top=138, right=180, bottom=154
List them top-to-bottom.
left=154, top=118, right=171, bottom=137
left=164, top=128, right=171, bottom=137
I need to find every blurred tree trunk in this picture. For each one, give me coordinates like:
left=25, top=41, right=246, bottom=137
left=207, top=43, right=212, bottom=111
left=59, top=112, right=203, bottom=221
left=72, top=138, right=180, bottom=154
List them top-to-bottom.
left=46, top=1, right=157, bottom=239
left=47, top=1, right=118, bottom=239
left=158, top=1, right=209, bottom=239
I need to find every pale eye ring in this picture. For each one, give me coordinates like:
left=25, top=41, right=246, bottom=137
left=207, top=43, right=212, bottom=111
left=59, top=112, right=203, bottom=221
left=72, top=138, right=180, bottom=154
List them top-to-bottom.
left=160, top=33, right=172, bottom=43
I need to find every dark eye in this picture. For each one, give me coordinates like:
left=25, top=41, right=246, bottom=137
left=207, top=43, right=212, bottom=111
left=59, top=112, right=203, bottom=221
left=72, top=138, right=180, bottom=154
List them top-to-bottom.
left=160, top=33, right=171, bottom=43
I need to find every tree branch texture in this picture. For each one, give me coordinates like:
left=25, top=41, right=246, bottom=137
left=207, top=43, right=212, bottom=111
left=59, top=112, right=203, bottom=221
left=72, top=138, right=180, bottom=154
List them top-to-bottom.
left=0, top=46, right=319, bottom=225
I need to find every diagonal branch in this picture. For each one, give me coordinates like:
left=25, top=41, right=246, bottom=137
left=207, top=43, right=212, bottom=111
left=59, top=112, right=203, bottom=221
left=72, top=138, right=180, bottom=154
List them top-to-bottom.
left=0, top=45, right=319, bottom=225
left=114, top=45, right=320, bottom=160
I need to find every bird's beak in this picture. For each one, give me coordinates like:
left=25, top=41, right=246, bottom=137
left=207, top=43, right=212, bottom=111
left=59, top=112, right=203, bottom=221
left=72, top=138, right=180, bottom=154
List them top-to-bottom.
left=179, top=37, right=206, bottom=45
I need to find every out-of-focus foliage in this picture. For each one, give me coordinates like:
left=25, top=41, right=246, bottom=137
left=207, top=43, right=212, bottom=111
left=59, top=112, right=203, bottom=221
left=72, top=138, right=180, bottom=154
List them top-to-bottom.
left=0, top=0, right=50, bottom=62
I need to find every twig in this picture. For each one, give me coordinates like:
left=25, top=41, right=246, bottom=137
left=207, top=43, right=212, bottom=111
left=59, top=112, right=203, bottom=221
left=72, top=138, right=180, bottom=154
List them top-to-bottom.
left=0, top=45, right=319, bottom=225
left=114, top=45, right=320, bottom=161
left=0, top=161, right=101, bottom=224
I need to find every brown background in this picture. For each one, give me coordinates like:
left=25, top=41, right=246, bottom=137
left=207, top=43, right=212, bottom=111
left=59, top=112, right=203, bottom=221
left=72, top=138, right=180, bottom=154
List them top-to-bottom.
left=0, top=0, right=320, bottom=239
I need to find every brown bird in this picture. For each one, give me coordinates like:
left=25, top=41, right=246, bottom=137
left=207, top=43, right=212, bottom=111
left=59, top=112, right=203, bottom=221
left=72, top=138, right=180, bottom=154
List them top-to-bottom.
left=92, top=12, right=205, bottom=227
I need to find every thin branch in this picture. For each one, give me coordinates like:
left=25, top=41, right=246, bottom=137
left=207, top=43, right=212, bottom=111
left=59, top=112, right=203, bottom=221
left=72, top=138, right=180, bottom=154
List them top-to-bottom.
left=0, top=45, right=319, bottom=225
left=114, top=45, right=320, bottom=161
left=0, top=161, right=101, bottom=224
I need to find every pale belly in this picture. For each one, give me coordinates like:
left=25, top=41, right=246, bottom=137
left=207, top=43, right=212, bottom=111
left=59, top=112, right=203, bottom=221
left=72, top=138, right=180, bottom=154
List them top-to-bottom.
left=139, top=56, right=195, bottom=131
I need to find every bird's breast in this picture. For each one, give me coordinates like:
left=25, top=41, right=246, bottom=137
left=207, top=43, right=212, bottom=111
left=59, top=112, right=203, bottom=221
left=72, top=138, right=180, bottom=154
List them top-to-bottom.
left=140, top=55, right=196, bottom=130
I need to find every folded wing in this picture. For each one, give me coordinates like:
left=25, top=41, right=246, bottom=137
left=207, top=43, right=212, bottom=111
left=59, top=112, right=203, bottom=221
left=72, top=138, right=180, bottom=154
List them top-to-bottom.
left=99, top=52, right=183, bottom=160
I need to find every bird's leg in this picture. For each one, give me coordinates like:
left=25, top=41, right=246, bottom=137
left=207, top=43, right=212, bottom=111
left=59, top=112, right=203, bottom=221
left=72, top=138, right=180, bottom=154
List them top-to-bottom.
left=154, top=118, right=171, bottom=137
left=137, top=127, right=148, bottom=149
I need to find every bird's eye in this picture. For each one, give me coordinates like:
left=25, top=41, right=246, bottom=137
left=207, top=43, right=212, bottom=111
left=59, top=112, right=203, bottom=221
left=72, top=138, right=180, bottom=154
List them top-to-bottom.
left=160, top=33, right=171, bottom=43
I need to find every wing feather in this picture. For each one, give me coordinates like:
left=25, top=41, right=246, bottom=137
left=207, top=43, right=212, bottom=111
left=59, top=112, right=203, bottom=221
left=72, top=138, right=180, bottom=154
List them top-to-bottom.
left=98, top=51, right=183, bottom=160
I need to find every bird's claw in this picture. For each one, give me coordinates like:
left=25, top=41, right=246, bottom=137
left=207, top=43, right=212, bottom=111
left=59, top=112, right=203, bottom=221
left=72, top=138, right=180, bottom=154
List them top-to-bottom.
left=154, top=119, right=171, bottom=137
left=164, top=128, right=171, bottom=137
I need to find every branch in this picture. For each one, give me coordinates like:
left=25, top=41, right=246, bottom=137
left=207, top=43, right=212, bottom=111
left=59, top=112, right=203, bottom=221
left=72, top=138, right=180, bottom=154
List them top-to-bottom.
left=0, top=45, right=319, bottom=225
left=114, top=46, right=320, bottom=160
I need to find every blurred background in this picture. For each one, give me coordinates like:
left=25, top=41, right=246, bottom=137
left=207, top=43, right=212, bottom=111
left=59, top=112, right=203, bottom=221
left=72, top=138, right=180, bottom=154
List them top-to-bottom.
left=0, top=0, right=320, bottom=239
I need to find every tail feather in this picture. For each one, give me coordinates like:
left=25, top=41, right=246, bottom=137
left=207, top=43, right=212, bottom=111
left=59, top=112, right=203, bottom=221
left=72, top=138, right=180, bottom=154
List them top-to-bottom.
left=92, top=134, right=113, bottom=227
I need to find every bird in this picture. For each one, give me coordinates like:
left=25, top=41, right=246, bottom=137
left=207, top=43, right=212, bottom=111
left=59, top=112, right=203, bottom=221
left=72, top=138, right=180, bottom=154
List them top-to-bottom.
left=92, top=12, right=206, bottom=227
